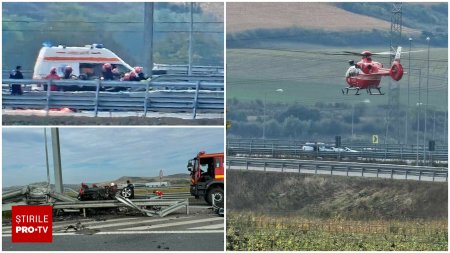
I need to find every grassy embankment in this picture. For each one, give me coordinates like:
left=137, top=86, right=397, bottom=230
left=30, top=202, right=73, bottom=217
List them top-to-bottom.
left=226, top=170, right=448, bottom=250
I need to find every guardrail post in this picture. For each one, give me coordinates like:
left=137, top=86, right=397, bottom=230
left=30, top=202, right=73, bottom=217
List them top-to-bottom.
left=94, top=79, right=100, bottom=117
left=45, top=80, right=51, bottom=116
left=144, top=81, right=150, bottom=117
left=192, top=81, right=200, bottom=119
left=246, top=161, right=249, bottom=170
left=264, top=162, right=266, bottom=171
left=281, top=163, right=284, bottom=172
left=298, top=164, right=301, bottom=173
left=315, top=165, right=318, bottom=174
left=330, top=166, right=333, bottom=175
left=346, top=167, right=349, bottom=177
left=361, top=168, right=364, bottom=177
left=376, top=168, right=379, bottom=178
left=391, top=169, right=394, bottom=179
left=405, top=170, right=408, bottom=180
left=418, top=170, right=422, bottom=181
left=432, top=171, right=435, bottom=182
left=186, top=199, right=189, bottom=215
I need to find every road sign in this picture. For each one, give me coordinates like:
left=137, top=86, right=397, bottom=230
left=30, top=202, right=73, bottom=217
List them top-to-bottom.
left=372, top=135, right=379, bottom=144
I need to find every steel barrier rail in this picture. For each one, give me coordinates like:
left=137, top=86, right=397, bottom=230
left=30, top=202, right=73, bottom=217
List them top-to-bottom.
left=2, top=75, right=224, bottom=119
left=227, top=138, right=448, bottom=153
left=227, top=146, right=448, bottom=162
left=227, top=157, right=448, bottom=182
left=52, top=198, right=189, bottom=217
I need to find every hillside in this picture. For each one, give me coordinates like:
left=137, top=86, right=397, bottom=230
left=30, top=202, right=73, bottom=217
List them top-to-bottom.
left=227, top=3, right=418, bottom=33
left=227, top=170, right=448, bottom=220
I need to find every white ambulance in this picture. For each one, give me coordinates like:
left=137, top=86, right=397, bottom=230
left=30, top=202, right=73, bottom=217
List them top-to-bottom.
left=32, top=43, right=134, bottom=90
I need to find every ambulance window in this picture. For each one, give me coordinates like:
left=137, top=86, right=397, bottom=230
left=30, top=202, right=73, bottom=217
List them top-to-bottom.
left=113, top=64, right=130, bottom=74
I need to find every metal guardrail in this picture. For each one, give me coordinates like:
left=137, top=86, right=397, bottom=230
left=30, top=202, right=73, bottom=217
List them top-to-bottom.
left=2, top=75, right=224, bottom=119
left=227, top=138, right=448, bottom=153
left=227, top=139, right=448, bottom=163
left=227, top=157, right=448, bottom=182
left=52, top=198, right=189, bottom=217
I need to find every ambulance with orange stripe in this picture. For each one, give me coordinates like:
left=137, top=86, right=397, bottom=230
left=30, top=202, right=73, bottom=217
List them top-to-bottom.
left=32, top=43, right=134, bottom=90
left=187, top=151, right=224, bottom=206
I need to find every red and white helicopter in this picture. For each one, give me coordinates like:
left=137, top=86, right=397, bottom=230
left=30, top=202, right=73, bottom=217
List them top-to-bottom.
left=342, top=47, right=404, bottom=95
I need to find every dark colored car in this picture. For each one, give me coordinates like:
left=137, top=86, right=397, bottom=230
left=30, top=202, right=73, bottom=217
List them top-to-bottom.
left=77, top=183, right=134, bottom=201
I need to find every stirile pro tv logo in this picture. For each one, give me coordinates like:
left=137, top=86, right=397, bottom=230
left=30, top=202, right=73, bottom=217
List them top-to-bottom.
left=12, top=206, right=53, bottom=243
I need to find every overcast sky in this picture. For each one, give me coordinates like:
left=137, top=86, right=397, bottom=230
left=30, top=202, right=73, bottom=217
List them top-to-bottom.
left=3, top=127, right=224, bottom=187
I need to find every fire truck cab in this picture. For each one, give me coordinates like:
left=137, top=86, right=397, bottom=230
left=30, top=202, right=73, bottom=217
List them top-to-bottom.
left=188, top=152, right=224, bottom=205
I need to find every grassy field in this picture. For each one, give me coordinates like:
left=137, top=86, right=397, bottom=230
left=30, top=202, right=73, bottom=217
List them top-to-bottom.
left=227, top=3, right=418, bottom=33
left=227, top=47, right=448, bottom=110
left=227, top=213, right=448, bottom=251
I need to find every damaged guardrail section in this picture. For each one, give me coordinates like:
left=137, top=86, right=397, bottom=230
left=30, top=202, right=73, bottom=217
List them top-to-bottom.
left=3, top=185, right=189, bottom=218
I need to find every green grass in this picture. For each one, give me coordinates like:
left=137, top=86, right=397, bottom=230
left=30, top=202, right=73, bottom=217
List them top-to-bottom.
left=227, top=47, right=448, bottom=110
left=227, top=213, right=448, bottom=251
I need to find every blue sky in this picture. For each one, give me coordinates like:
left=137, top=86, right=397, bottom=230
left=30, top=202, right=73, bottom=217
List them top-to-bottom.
left=3, top=127, right=224, bottom=187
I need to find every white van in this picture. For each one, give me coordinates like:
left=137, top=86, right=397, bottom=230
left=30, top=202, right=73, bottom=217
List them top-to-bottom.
left=32, top=44, right=134, bottom=90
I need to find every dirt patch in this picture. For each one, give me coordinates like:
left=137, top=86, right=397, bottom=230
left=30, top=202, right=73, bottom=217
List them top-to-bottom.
left=3, top=115, right=223, bottom=125
left=227, top=170, right=448, bottom=220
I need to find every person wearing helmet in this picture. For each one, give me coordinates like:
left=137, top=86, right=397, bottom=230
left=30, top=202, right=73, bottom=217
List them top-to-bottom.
left=102, top=63, right=114, bottom=81
left=134, top=66, right=147, bottom=81
left=45, top=67, right=60, bottom=91
left=128, top=69, right=140, bottom=82
left=121, top=72, right=131, bottom=81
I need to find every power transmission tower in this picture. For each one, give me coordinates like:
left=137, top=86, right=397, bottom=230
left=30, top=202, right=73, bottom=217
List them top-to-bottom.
left=387, top=2, right=402, bottom=144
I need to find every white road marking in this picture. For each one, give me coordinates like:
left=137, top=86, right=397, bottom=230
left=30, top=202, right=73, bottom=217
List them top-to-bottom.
left=86, top=216, right=191, bottom=229
left=2, top=217, right=141, bottom=234
left=119, top=217, right=223, bottom=231
left=188, top=223, right=224, bottom=230
left=2, top=230, right=224, bottom=237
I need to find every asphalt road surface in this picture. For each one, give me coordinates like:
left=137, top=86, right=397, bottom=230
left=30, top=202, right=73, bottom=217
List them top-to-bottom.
left=2, top=207, right=223, bottom=251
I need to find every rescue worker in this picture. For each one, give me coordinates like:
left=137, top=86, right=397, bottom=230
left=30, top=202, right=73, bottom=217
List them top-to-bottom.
left=101, top=63, right=114, bottom=81
left=10, top=65, right=24, bottom=95
left=62, top=65, right=75, bottom=79
left=111, top=66, right=121, bottom=80
left=134, top=66, right=147, bottom=81
left=45, top=67, right=60, bottom=91
left=128, top=70, right=140, bottom=82
left=121, top=72, right=131, bottom=81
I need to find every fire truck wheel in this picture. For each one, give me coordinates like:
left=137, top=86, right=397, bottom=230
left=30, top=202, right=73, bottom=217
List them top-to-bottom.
left=207, top=188, right=224, bottom=206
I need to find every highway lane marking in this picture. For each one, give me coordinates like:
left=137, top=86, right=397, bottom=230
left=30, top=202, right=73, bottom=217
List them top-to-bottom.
left=86, top=216, right=191, bottom=229
left=2, top=217, right=141, bottom=234
left=118, top=217, right=224, bottom=231
left=188, top=223, right=224, bottom=230
left=2, top=230, right=225, bottom=237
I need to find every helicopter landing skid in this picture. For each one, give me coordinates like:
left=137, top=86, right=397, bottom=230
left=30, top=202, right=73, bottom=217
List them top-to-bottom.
left=342, top=87, right=361, bottom=95
left=367, top=88, right=384, bottom=95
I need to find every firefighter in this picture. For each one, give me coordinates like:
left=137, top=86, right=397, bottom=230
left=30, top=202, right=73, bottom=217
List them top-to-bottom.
left=134, top=66, right=147, bottom=81
left=45, top=67, right=60, bottom=91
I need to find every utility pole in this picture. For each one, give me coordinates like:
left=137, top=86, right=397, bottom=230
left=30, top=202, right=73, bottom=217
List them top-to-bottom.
left=188, top=2, right=194, bottom=76
left=143, top=3, right=154, bottom=77
left=405, top=38, right=412, bottom=145
left=51, top=128, right=64, bottom=194
left=44, top=129, right=51, bottom=190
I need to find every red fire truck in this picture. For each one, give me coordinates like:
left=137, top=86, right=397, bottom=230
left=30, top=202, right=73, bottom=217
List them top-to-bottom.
left=188, top=152, right=224, bottom=205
